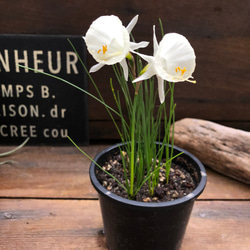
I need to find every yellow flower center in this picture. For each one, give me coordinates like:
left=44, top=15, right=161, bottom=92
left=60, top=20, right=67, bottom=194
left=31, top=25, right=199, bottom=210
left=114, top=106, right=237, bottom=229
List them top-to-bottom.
left=98, top=45, right=108, bottom=55
left=175, top=67, right=186, bottom=76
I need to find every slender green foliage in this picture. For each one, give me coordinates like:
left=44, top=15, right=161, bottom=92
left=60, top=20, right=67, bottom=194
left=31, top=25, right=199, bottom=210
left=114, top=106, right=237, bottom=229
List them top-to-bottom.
left=18, top=21, right=181, bottom=200
left=107, top=53, right=178, bottom=199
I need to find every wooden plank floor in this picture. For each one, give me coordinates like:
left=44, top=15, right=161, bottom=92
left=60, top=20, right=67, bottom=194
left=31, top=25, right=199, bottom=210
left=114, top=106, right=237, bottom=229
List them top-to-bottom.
left=0, top=145, right=250, bottom=249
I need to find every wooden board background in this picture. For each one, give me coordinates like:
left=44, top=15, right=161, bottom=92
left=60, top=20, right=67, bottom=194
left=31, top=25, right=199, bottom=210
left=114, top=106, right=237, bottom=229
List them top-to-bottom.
left=0, top=0, right=249, bottom=140
left=0, top=145, right=250, bottom=249
left=0, top=145, right=250, bottom=200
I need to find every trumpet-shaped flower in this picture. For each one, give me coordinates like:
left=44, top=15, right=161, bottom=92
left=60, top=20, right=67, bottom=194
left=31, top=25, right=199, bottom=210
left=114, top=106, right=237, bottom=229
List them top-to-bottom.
left=83, top=15, right=149, bottom=80
left=133, top=27, right=196, bottom=103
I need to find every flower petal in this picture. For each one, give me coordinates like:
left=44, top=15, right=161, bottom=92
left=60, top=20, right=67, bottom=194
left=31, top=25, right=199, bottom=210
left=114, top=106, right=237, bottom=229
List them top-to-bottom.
left=85, top=15, right=130, bottom=65
left=126, top=15, right=138, bottom=34
left=153, top=25, right=159, bottom=56
left=154, top=33, right=196, bottom=82
left=130, top=41, right=149, bottom=51
left=132, top=51, right=154, bottom=65
left=119, top=58, right=129, bottom=80
left=89, top=63, right=105, bottom=73
left=132, top=64, right=155, bottom=83
left=157, top=76, right=165, bottom=103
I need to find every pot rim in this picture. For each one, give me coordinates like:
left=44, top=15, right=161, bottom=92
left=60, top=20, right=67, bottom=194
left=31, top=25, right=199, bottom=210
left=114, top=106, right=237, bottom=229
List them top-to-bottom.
left=89, top=142, right=207, bottom=208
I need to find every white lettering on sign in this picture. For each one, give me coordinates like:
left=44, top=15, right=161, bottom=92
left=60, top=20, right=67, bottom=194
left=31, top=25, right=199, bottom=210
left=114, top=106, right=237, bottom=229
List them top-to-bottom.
left=0, top=36, right=87, bottom=144
left=0, top=50, right=79, bottom=74
left=0, top=50, right=10, bottom=72
left=14, top=50, right=28, bottom=72
left=33, top=50, right=44, bottom=72
left=48, top=51, right=61, bottom=74
left=66, top=51, right=78, bottom=74
left=0, top=84, right=34, bottom=98
left=41, top=85, right=50, bottom=98
left=1, top=104, right=39, bottom=117
left=50, top=105, right=67, bottom=118
left=0, top=124, right=37, bottom=137
left=0, top=125, right=69, bottom=139
left=43, top=128, right=68, bottom=138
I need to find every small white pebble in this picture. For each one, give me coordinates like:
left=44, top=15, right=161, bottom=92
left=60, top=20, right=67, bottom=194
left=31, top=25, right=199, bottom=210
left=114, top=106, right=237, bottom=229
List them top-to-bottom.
left=106, top=164, right=112, bottom=171
left=143, top=197, right=151, bottom=202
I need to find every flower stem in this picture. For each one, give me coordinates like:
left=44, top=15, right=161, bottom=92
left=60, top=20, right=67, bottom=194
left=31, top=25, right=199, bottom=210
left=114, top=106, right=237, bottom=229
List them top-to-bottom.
left=129, top=94, right=138, bottom=198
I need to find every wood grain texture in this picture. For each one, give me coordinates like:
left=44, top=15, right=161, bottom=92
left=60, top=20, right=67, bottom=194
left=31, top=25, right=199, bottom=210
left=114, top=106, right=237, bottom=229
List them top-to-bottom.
left=0, top=0, right=249, bottom=139
left=172, top=118, right=250, bottom=184
left=0, top=144, right=249, bottom=249
left=0, top=145, right=250, bottom=200
left=0, top=145, right=107, bottom=199
left=0, top=199, right=249, bottom=250
left=0, top=199, right=106, bottom=249
left=182, top=201, right=250, bottom=250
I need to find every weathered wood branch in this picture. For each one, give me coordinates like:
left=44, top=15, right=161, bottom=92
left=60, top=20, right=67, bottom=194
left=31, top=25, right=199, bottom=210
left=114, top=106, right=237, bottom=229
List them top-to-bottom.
left=172, top=118, right=250, bottom=184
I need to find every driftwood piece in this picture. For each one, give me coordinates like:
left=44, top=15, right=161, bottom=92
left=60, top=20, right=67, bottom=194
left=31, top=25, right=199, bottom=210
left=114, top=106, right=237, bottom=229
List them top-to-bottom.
left=172, top=118, right=250, bottom=184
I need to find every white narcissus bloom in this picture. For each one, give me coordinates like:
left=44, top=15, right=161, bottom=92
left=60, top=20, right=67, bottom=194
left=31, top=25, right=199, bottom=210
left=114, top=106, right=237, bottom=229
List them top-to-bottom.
left=83, top=15, right=149, bottom=80
left=133, top=26, right=196, bottom=103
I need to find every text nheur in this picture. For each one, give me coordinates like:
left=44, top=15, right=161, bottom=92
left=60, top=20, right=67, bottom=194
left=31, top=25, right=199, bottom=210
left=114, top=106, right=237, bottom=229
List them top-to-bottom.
left=0, top=49, right=79, bottom=74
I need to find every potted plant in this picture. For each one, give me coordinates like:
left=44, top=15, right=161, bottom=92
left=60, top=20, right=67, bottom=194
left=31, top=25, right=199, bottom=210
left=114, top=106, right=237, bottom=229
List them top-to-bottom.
left=21, top=14, right=207, bottom=250
left=69, top=15, right=207, bottom=250
left=89, top=142, right=206, bottom=250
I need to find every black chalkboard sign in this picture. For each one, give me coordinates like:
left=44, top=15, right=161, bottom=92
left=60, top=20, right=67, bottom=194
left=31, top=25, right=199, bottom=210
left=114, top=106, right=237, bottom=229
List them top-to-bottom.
left=0, top=34, right=88, bottom=145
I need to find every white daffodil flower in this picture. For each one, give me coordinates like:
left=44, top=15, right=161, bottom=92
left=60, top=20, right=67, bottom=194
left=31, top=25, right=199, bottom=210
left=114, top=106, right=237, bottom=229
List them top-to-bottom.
left=83, top=15, right=149, bottom=80
left=133, top=26, right=196, bottom=103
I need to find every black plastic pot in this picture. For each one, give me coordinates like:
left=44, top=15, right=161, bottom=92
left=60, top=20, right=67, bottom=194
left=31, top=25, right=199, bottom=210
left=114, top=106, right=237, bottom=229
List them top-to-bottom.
left=89, top=143, right=207, bottom=250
